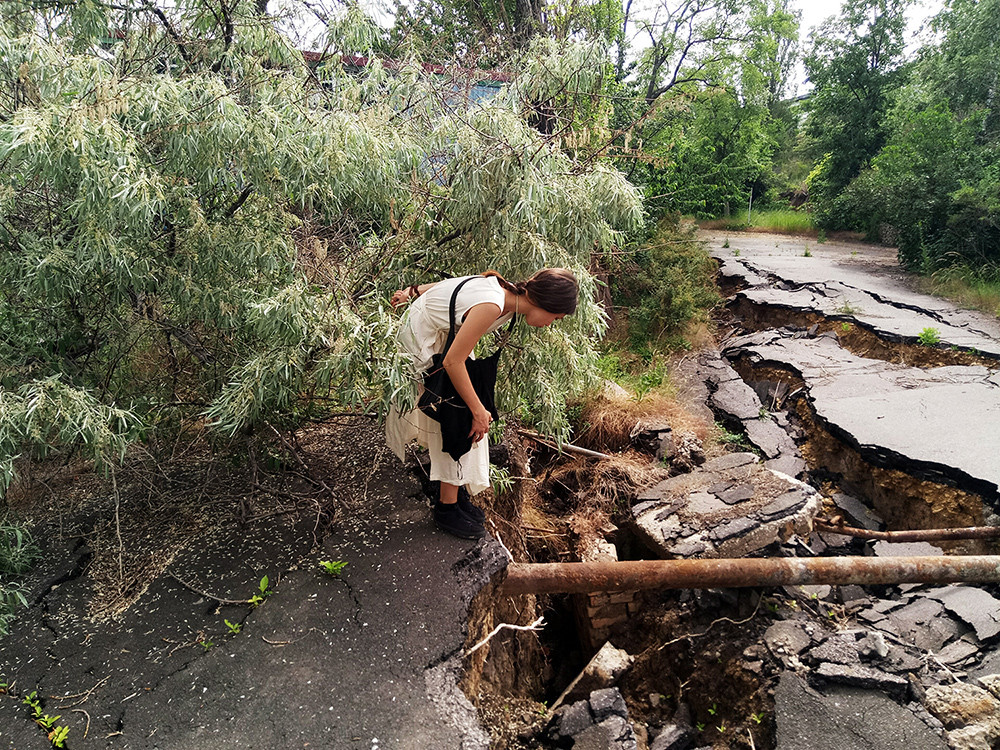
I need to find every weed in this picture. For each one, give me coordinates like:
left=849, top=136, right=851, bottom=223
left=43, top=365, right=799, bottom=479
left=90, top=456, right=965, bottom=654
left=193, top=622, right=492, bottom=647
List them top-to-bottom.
left=722, top=237, right=730, bottom=248
left=802, top=247, right=812, bottom=257
left=732, top=248, right=740, bottom=256
left=835, top=301, right=861, bottom=315
left=840, top=322, right=852, bottom=332
left=918, top=327, right=942, bottom=346
left=633, top=363, right=666, bottom=402
left=758, top=407, right=771, bottom=420
left=715, top=423, right=748, bottom=449
left=318, top=560, right=348, bottom=577
left=248, top=576, right=272, bottom=607
left=224, top=619, right=242, bottom=635
left=199, top=639, right=214, bottom=651
left=22, top=690, right=70, bottom=747
left=708, top=703, right=718, bottom=716
left=751, top=711, right=765, bottom=725
left=696, top=722, right=706, bottom=732
left=716, top=722, right=727, bottom=733
left=49, top=725, right=70, bottom=748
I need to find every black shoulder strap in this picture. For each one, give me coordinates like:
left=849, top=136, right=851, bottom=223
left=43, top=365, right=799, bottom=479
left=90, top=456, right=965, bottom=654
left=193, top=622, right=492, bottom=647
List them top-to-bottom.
left=442, top=276, right=478, bottom=355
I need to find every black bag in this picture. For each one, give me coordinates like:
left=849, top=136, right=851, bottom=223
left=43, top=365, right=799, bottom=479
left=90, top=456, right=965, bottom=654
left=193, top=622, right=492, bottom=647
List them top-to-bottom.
left=418, top=277, right=513, bottom=461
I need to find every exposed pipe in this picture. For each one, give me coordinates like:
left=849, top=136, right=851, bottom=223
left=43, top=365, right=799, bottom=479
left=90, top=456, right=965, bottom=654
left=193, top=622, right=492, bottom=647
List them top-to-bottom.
left=515, top=429, right=610, bottom=460
left=814, top=520, right=1000, bottom=543
left=499, top=556, right=1000, bottom=596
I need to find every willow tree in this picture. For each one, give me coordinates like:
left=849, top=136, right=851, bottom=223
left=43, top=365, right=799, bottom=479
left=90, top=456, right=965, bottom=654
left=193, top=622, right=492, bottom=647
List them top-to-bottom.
left=0, top=1, right=643, bottom=497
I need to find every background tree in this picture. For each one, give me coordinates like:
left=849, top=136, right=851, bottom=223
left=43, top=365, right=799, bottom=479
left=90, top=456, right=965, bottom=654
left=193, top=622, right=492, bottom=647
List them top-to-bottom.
left=802, top=0, right=912, bottom=228
left=834, top=0, right=1000, bottom=270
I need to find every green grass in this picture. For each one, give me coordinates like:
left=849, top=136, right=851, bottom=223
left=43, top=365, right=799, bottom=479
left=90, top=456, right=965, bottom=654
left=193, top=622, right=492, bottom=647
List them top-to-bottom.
left=701, top=209, right=816, bottom=235
left=917, top=265, right=1000, bottom=320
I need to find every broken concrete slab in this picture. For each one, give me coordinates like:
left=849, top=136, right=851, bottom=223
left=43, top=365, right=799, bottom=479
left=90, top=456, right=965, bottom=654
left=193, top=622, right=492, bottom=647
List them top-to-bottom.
left=706, top=233, right=1000, bottom=359
left=723, top=332, right=1000, bottom=502
left=693, top=350, right=807, bottom=473
left=743, top=417, right=799, bottom=459
left=632, top=453, right=822, bottom=559
left=831, top=492, right=884, bottom=531
left=921, top=586, right=1000, bottom=641
left=886, top=597, right=963, bottom=652
left=807, top=634, right=861, bottom=666
left=936, top=637, right=981, bottom=666
left=554, top=641, right=634, bottom=707
left=812, top=662, right=910, bottom=699
left=774, top=671, right=947, bottom=750
left=549, top=689, right=638, bottom=750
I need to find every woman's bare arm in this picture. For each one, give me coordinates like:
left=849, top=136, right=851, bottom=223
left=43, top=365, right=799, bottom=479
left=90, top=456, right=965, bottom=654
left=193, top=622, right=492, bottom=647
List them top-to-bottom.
left=442, top=302, right=503, bottom=442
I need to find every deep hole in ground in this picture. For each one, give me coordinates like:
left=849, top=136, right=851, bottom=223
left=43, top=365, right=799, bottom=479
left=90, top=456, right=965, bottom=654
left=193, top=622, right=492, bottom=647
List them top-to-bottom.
left=464, top=262, right=1000, bottom=749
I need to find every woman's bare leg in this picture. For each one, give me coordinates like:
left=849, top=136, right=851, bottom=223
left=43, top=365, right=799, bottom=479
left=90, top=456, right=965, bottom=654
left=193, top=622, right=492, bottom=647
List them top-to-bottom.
left=440, top=481, right=459, bottom=504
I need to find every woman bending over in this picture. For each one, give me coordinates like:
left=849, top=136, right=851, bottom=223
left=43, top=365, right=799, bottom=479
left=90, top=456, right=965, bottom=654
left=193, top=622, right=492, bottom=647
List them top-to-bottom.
left=388, top=268, right=579, bottom=539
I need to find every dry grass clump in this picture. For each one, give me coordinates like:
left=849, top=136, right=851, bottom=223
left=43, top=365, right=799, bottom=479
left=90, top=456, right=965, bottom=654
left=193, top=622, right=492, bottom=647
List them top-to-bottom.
left=572, top=391, right=710, bottom=452
left=541, top=452, right=669, bottom=518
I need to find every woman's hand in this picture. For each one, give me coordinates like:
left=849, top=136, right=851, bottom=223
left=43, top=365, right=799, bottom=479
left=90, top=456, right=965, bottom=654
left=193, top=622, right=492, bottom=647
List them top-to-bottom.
left=390, top=288, right=410, bottom=308
left=469, top=406, right=492, bottom=443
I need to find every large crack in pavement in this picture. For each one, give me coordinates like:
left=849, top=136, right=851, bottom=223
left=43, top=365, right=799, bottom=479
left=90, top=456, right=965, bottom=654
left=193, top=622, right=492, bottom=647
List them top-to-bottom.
left=707, top=229, right=1000, bottom=514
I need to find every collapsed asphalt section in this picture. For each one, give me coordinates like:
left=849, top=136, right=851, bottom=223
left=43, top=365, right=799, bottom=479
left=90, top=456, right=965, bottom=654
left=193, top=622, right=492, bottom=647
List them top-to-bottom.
left=0, top=420, right=503, bottom=749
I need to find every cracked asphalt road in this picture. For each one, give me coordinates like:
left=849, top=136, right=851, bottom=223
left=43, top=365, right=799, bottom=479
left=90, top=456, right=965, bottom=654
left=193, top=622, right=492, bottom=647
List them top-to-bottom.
left=1, top=420, right=502, bottom=749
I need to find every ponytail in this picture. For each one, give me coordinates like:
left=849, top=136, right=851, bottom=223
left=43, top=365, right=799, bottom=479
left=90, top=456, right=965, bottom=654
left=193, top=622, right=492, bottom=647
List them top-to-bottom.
left=484, top=268, right=578, bottom=315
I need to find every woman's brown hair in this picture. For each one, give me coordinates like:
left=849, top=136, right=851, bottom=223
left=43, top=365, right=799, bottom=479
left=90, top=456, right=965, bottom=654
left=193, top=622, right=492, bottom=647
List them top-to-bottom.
left=483, top=268, right=578, bottom=314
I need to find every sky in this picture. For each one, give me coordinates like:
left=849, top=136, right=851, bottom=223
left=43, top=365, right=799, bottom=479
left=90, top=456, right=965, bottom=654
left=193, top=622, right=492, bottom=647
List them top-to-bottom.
left=789, top=0, right=944, bottom=95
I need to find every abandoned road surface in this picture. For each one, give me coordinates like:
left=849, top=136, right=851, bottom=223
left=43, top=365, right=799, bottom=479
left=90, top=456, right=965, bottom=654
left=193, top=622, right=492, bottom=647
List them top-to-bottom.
left=705, top=230, right=1000, bottom=518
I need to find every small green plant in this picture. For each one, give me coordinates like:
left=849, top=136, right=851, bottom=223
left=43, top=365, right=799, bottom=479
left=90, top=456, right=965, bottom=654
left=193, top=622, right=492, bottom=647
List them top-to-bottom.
left=722, top=237, right=730, bottom=248
left=802, top=247, right=812, bottom=257
left=732, top=248, right=741, bottom=256
left=835, top=301, right=860, bottom=315
left=840, top=322, right=852, bottom=332
left=918, top=327, right=942, bottom=346
left=633, top=364, right=665, bottom=402
left=715, top=423, right=748, bottom=448
left=319, top=560, right=348, bottom=577
left=248, top=576, right=272, bottom=607
left=224, top=619, right=242, bottom=635
left=199, top=639, right=214, bottom=651
left=22, top=690, right=70, bottom=747
left=23, top=691, right=42, bottom=716
left=707, top=703, right=717, bottom=715
left=751, top=711, right=765, bottom=724
left=36, top=713, right=61, bottom=730
left=696, top=722, right=706, bottom=732
left=716, top=722, right=727, bottom=733
left=49, top=725, right=70, bottom=748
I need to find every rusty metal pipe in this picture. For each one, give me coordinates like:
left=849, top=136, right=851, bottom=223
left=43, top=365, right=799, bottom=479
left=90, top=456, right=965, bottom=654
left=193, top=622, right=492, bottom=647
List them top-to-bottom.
left=814, top=520, right=1000, bottom=543
left=499, top=556, right=1000, bottom=596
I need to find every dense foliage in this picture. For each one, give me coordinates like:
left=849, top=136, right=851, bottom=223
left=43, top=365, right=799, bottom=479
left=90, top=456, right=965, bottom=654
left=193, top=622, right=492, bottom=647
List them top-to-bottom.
left=0, top=0, right=644, bottom=498
left=802, top=0, right=1000, bottom=275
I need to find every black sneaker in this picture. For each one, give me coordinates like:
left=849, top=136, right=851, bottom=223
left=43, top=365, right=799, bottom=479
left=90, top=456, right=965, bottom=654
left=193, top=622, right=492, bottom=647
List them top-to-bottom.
left=456, top=486, right=486, bottom=523
left=433, top=502, right=486, bottom=540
